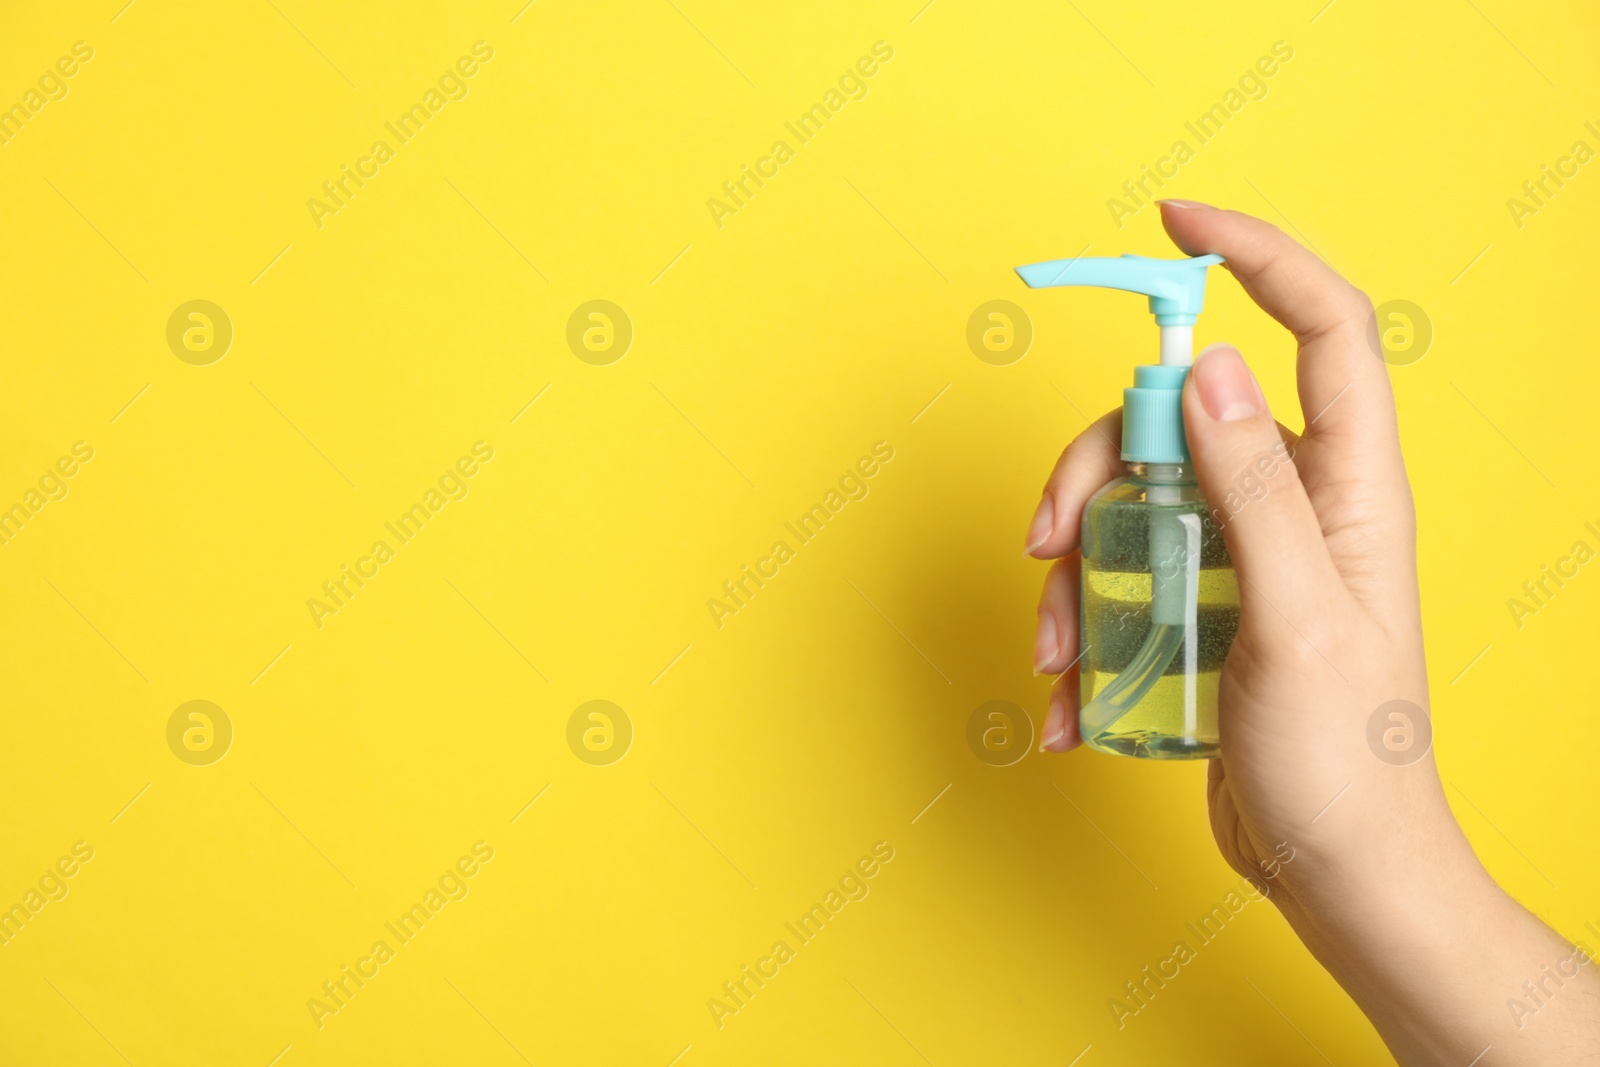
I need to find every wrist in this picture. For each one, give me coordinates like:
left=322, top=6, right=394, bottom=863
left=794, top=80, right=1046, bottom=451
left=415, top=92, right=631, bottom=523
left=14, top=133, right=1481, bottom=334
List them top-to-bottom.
left=1264, top=762, right=1485, bottom=927
left=1259, top=784, right=1528, bottom=1063
left=1272, top=824, right=1501, bottom=951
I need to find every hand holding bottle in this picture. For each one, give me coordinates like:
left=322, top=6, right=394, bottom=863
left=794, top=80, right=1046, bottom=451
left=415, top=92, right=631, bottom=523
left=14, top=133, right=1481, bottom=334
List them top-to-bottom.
left=1026, top=201, right=1600, bottom=1064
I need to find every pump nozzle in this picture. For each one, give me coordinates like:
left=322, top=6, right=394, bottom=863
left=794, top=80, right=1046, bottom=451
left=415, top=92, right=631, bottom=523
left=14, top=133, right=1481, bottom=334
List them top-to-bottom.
left=1013, top=251, right=1225, bottom=463
left=1014, top=253, right=1223, bottom=365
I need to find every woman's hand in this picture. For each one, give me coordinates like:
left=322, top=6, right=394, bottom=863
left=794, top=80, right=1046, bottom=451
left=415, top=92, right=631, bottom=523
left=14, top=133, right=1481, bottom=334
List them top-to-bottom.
left=1025, top=200, right=1600, bottom=1065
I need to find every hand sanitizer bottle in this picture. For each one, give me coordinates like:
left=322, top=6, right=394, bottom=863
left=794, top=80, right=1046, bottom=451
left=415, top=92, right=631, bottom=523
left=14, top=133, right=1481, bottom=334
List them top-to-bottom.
left=1014, top=253, right=1238, bottom=759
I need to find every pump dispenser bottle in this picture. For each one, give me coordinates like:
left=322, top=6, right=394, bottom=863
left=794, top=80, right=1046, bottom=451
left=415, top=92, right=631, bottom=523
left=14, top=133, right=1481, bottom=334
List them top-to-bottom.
left=1015, top=253, right=1237, bottom=759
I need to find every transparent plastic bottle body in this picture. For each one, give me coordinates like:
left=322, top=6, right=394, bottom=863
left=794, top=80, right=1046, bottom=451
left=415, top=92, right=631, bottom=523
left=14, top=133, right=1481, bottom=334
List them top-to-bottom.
left=1079, top=463, right=1237, bottom=759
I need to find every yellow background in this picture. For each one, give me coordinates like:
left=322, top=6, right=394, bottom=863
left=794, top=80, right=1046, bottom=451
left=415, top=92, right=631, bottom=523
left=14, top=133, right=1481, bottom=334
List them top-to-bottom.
left=2, top=0, right=1596, bottom=1063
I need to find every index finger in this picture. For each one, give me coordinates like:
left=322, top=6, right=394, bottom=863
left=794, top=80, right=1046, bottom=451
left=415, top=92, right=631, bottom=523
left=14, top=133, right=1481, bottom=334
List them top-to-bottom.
left=1157, top=200, right=1397, bottom=454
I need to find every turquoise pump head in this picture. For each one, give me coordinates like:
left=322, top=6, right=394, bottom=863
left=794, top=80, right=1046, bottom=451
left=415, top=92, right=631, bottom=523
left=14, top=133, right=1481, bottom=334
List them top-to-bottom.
left=1014, top=253, right=1225, bottom=464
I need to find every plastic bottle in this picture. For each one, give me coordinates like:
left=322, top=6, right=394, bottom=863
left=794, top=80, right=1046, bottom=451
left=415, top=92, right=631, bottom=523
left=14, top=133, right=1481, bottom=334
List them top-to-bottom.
left=1014, top=253, right=1238, bottom=759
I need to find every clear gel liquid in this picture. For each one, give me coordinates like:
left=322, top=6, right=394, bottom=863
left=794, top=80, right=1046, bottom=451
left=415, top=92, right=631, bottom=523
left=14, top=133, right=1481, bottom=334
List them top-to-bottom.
left=1079, top=465, right=1237, bottom=759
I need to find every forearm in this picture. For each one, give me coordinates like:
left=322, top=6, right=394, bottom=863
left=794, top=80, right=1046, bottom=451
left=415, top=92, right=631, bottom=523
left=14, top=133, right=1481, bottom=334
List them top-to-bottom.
left=1274, top=822, right=1600, bottom=1065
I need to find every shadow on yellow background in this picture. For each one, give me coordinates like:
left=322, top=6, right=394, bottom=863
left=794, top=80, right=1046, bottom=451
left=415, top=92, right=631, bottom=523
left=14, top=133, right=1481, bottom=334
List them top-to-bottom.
left=0, top=0, right=1595, bottom=1063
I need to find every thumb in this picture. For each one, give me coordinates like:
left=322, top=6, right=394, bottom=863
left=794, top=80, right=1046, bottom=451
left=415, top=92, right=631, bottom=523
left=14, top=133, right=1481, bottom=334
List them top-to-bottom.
left=1182, top=345, right=1335, bottom=610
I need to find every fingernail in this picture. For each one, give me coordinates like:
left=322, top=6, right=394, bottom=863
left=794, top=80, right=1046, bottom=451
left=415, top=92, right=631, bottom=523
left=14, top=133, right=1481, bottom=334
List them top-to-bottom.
left=1158, top=198, right=1211, bottom=210
left=1193, top=346, right=1265, bottom=422
left=1024, top=494, right=1054, bottom=556
left=1033, top=610, right=1059, bottom=676
left=1039, top=693, right=1066, bottom=752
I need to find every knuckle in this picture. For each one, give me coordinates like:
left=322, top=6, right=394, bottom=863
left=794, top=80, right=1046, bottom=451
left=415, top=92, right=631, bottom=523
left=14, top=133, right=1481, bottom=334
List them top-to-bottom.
left=1347, top=286, right=1376, bottom=320
left=1343, top=287, right=1377, bottom=334
left=1205, top=437, right=1300, bottom=524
